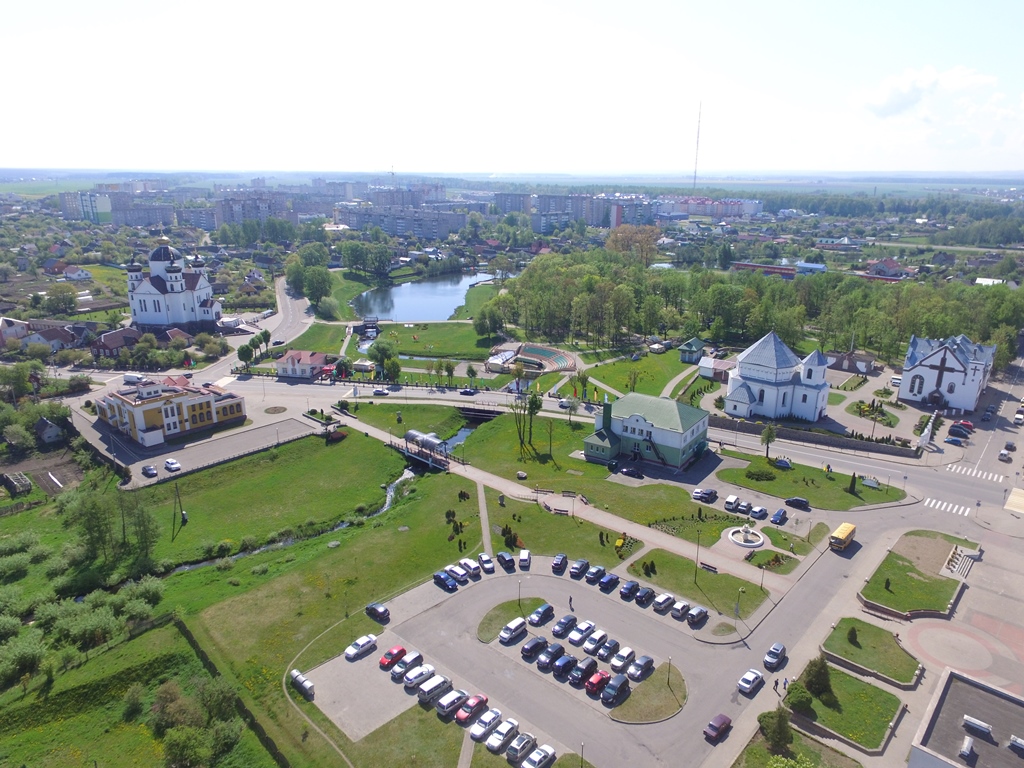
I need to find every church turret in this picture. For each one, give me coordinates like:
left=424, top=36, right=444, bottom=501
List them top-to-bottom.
left=126, top=254, right=143, bottom=294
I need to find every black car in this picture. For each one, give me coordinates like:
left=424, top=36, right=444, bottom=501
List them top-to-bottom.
left=141, top=465, right=158, bottom=478
left=620, top=466, right=644, bottom=479
left=785, top=497, right=810, bottom=510
left=496, top=551, right=516, bottom=571
left=551, top=553, right=568, bottom=573
left=570, top=559, right=590, bottom=578
left=585, top=565, right=606, bottom=584
left=433, top=571, right=458, bottom=591
left=598, top=573, right=620, bottom=592
left=619, top=580, right=640, bottom=600
left=634, top=587, right=655, bottom=606
left=365, top=602, right=390, bottom=622
left=528, top=603, right=555, bottom=627
left=552, top=614, right=577, bottom=638
left=521, top=637, right=549, bottom=660
left=597, top=638, right=620, bottom=662
left=536, top=643, right=565, bottom=671
left=552, top=654, right=577, bottom=678
left=568, top=657, right=598, bottom=686
left=601, top=673, right=630, bottom=705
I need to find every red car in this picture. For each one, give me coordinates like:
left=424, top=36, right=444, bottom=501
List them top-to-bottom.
left=955, top=420, right=975, bottom=431
left=378, top=645, right=406, bottom=670
left=585, top=669, right=611, bottom=694
left=455, top=694, right=489, bottom=725
left=703, top=713, right=732, bottom=742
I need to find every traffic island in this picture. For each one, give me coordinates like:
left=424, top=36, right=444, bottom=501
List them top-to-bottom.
left=477, top=598, right=545, bottom=643
left=611, top=662, right=686, bottom=724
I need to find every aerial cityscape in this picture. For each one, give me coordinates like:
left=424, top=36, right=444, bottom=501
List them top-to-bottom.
left=2, top=2, right=1024, bottom=768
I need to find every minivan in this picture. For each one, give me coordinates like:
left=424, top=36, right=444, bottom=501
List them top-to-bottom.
left=123, top=373, right=145, bottom=384
left=724, top=495, right=740, bottom=511
left=519, top=550, right=531, bottom=569
left=458, top=557, right=481, bottom=578
left=499, top=617, right=528, bottom=644
left=418, top=674, right=453, bottom=703
left=435, top=688, right=470, bottom=717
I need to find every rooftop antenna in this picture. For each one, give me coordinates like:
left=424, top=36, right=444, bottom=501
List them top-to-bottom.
left=692, top=102, right=702, bottom=192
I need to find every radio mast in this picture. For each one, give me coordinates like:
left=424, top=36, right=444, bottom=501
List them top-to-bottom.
left=692, top=102, right=702, bottom=192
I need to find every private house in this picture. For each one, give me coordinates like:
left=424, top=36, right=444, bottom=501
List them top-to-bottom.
left=42, top=258, right=66, bottom=275
left=868, top=258, right=904, bottom=277
left=63, top=266, right=92, bottom=281
left=0, top=317, right=29, bottom=347
left=21, top=327, right=76, bottom=353
left=91, top=327, right=142, bottom=358
left=724, top=332, right=829, bottom=421
left=897, top=334, right=994, bottom=411
left=678, top=337, right=705, bottom=363
left=275, top=350, right=328, bottom=379
left=351, top=359, right=376, bottom=374
left=94, top=378, right=246, bottom=447
left=583, top=392, right=708, bottom=469
left=34, top=417, right=63, bottom=445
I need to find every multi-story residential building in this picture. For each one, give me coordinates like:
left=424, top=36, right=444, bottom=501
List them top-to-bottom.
left=59, top=192, right=111, bottom=223
left=493, top=193, right=532, bottom=214
left=333, top=205, right=466, bottom=240
left=176, top=206, right=222, bottom=230
left=95, top=378, right=246, bottom=447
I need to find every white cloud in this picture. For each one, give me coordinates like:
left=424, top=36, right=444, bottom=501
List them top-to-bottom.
left=862, top=66, right=997, bottom=118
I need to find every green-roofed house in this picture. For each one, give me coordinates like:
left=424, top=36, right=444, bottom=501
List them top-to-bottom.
left=678, top=337, right=705, bottom=363
left=583, top=392, right=709, bottom=469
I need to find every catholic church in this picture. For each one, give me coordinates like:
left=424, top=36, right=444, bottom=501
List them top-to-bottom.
left=127, top=240, right=221, bottom=332
left=724, top=331, right=829, bottom=421
left=896, top=334, right=995, bottom=411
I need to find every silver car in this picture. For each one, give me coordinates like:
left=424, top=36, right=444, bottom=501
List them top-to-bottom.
left=485, top=718, right=519, bottom=753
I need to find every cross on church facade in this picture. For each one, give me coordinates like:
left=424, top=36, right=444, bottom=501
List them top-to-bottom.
left=925, top=350, right=960, bottom=389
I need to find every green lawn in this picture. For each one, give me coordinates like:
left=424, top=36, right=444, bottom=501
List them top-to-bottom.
left=88, top=264, right=131, bottom=294
left=328, top=270, right=374, bottom=320
left=451, top=282, right=498, bottom=320
left=377, top=320, right=510, bottom=361
left=289, top=323, right=349, bottom=354
left=586, top=353, right=690, bottom=397
left=827, top=392, right=847, bottom=406
left=844, top=400, right=899, bottom=428
left=346, top=403, right=468, bottom=441
left=141, top=434, right=407, bottom=563
left=717, top=452, right=904, bottom=510
left=485, top=489, right=639, bottom=565
left=762, top=523, right=830, bottom=556
left=906, top=529, right=977, bottom=549
left=625, top=548, right=765, bottom=618
left=747, top=550, right=799, bottom=574
left=862, top=553, right=958, bottom=613
left=477, top=598, right=545, bottom=642
left=824, top=618, right=919, bottom=683
left=612, top=662, right=685, bottom=723
left=788, top=666, right=901, bottom=749
left=354, top=703, right=465, bottom=768
left=733, top=729, right=863, bottom=768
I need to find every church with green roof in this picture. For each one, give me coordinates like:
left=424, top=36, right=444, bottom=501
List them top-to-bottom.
left=583, top=392, right=709, bottom=470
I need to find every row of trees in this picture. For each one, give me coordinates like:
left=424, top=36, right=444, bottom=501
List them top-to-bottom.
left=236, top=329, right=272, bottom=368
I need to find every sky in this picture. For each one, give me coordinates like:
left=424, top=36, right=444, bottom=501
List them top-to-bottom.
left=2, top=0, right=1023, bottom=176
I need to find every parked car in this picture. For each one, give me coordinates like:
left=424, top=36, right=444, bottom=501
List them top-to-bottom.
left=272, top=339, right=285, bottom=346
left=372, top=388, right=390, bottom=396
left=459, top=388, right=477, bottom=396
left=982, top=411, right=993, bottom=422
left=955, top=420, right=975, bottom=431
left=948, top=426, right=970, bottom=438
left=944, top=437, right=963, bottom=446
left=1006, top=441, right=1017, bottom=451
left=1000, top=449, right=1013, bottom=462
left=164, top=458, right=181, bottom=472
left=141, top=465, right=158, bottom=478
left=620, top=466, right=643, bottom=479
left=691, top=488, right=717, bottom=502
left=785, top=497, right=810, bottom=510
left=736, top=501, right=753, bottom=515
left=749, top=506, right=768, bottom=520
left=770, top=508, right=788, bottom=525
left=496, top=551, right=515, bottom=570
left=477, top=552, right=495, bottom=573
left=551, top=553, right=568, bottom=573
left=569, top=558, right=589, bottom=578
left=444, top=564, right=468, bottom=584
left=585, top=565, right=606, bottom=583
left=433, top=571, right=458, bottom=591
left=598, top=573, right=620, bottom=591
left=619, top=580, right=640, bottom=600
left=634, top=587, right=655, bottom=606
left=653, top=593, right=675, bottom=613
left=671, top=601, right=691, bottom=620
left=365, top=602, right=390, bottom=622
left=529, top=603, right=555, bottom=626
left=686, top=606, right=709, bottom=626
left=552, top=614, right=577, bottom=638
left=499, top=617, right=527, bottom=644
left=567, top=620, right=596, bottom=646
left=583, top=630, right=608, bottom=654
left=344, top=634, right=377, bottom=660
left=521, top=637, right=548, bottom=660
left=597, top=638, right=620, bottom=662
left=764, top=642, right=787, bottom=670
left=536, top=643, right=565, bottom=671
left=378, top=645, right=405, bottom=669
left=610, top=647, right=635, bottom=673
left=390, top=650, right=422, bottom=681
left=552, top=654, right=577, bottom=678
left=627, top=655, right=654, bottom=681
left=569, top=656, right=598, bottom=686
left=402, top=663, right=435, bottom=688
left=737, top=668, right=764, bottom=694
left=585, top=669, right=611, bottom=694
left=601, top=673, right=630, bottom=705
left=436, top=689, right=470, bottom=718
left=455, top=694, right=489, bottom=725
left=470, top=707, right=502, bottom=740
left=703, top=713, right=732, bottom=742
left=485, top=718, right=519, bottom=752
left=505, top=733, right=537, bottom=763
left=523, top=744, right=557, bottom=768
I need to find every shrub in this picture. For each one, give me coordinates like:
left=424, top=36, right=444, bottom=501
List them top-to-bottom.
left=746, top=467, right=777, bottom=482
left=0, top=532, right=38, bottom=557
left=238, top=535, right=259, bottom=552
left=215, top=540, right=233, bottom=557
left=27, top=545, right=52, bottom=564
left=0, top=553, right=31, bottom=582
left=44, top=556, right=71, bottom=579
left=215, top=558, right=234, bottom=571
left=250, top=563, right=268, bottom=576
left=228, top=578, right=241, bottom=586
left=0, top=585, right=23, bottom=616
left=0, top=614, right=21, bottom=643
left=803, top=653, right=832, bottom=697
left=786, top=680, right=813, bottom=713
left=123, top=681, right=146, bottom=721
left=758, top=705, right=793, bottom=753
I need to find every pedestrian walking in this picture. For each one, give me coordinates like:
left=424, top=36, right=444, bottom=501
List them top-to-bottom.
left=569, top=596, right=574, bottom=611
left=783, top=677, right=789, bottom=690
left=773, top=678, right=779, bottom=692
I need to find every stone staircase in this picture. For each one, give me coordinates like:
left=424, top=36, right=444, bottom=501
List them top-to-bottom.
left=944, top=546, right=978, bottom=580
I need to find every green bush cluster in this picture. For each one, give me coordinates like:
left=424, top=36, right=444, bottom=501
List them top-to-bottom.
left=746, top=467, right=777, bottom=481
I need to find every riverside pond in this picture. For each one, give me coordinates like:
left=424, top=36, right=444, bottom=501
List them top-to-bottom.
left=350, top=272, right=493, bottom=321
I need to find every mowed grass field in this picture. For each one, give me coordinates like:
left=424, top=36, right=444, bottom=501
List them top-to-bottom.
left=328, top=269, right=375, bottom=320
left=451, top=282, right=499, bottom=320
left=375, top=320, right=504, bottom=361
left=288, top=323, right=349, bottom=354
left=587, top=353, right=691, bottom=397
left=824, top=618, right=920, bottom=683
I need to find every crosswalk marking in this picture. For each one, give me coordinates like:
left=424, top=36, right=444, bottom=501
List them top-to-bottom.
left=945, top=465, right=1004, bottom=482
left=924, top=497, right=971, bottom=515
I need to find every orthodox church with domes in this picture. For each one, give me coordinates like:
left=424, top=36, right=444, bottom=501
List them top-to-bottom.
left=127, top=240, right=221, bottom=332
left=724, top=331, right=830, bottom=421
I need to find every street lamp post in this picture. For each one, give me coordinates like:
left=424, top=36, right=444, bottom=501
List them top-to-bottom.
left=694, top=530, right=702, bottom=581
left=759, top=565, right=765, bottom=591
left=518, top=579, right=522, bottom=614
left=736, top=587, right=745, bottom=618
left=667, top=656, right=672, bottom=689
left=580, top=742, right=584, bottom=768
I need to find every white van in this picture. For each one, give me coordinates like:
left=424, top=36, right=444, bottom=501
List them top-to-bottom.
left=123, top=373, right=145, bottom=384
left=890, top=376, right=902, bottom=387
left=724, top=495, right=740, bottom=512
left=519, top=550, right=531, bottom=569
left=671, top=601, right=691, bottom=620
left=499, top=617, right=527, bottom=644
left=417, top=674, right=452, bottom=704
left=436, top=689, right=469, bottom=717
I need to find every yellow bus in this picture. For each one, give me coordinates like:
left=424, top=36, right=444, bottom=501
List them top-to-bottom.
left=829, top=523, right=856, bottom=551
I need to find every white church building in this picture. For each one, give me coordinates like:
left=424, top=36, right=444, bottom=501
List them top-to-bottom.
left=127, top=241, right=221, bottom=332
left=724, top=332, right=829, bottom=421
left=897, top=334, right=995, bottom=411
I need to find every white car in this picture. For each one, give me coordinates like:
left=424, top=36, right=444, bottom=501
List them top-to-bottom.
left=372, top=388, right=389, bottom=396
left=164, top=458, right=181, bottom=472
left=477, top=552, right=495, bottom=573
left=458, top=557, right=481, bottom=577
left=445, top=563, right=469, bottom=583
left=652, top=593, right=674, bottom=613
left=567, top=620, right=596, bottom=646
left=582, top=629, right=608, bottom=655
left=344, top=633, right=377, bottom=660
left=611, top=647, right=636, bottom=673
left=403, top=663, right=435, bottom=688
left=737, top=668, right=764, bottom=694
left=470, top=708, right=503, bottom=741
left=485, top=717, right=519, bottom=752
left=524, top=744, right=557, bottom=768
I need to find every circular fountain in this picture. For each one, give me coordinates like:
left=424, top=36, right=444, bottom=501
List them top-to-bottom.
left=728, top=523, right=766, bottom=549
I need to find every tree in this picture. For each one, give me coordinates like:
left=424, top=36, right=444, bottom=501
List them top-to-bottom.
left=341, top=240, right=368, bottom=273
left=297, top=242, right=329, bottom=268
left=285, top=259, right=305, bottom=293
left=0, top=264, right=14, bottom=283
left=303, top=266, right=333, bottom=306
left=45, top=283, right=78, bottom=315
left=259, top=329, right=271, bottom=354
left=368, top=339, right=397, bottom=368
left=25, top=343, right=51, bottom=361
left=237, top=343, right=253, bottom=368
left=383, top=358, right=401, bottom=383
left=443, top=359, right=455, bottom=387
left=512, top=362, right=525, bottom=392
left=466, top=364, right=477, bottom=387
left=626, top=368, right=643, bottom=393
left=576, top=369, right=591, bottom=398
left=527, top=392, right=542, bottom=444
left=508, top=396, right=528, bottom=456
left=566, top=397, right=580, bottom=424
left=760, top=423, right=777, bottom=458
left=2, top=424, right=33, bottom=453
left=847, top=624, right=859, bottom=645
left=803, top=653, right=831, bottom=697
left=785, top=680, right=813, bottom=713
left=765, top=705, right=792, bottom=754
left=162, top=726, right=212, bottom=768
